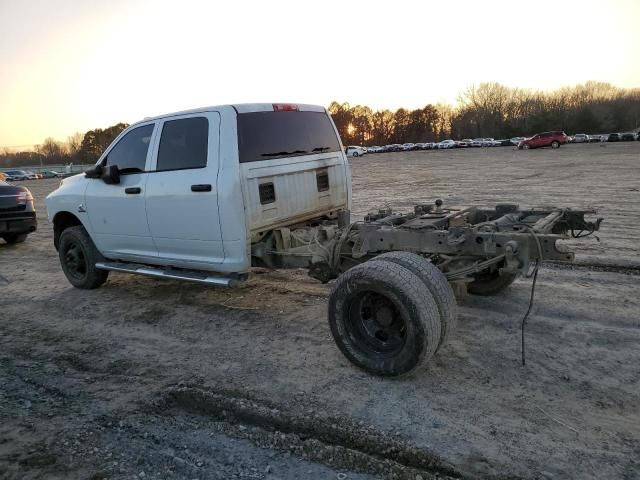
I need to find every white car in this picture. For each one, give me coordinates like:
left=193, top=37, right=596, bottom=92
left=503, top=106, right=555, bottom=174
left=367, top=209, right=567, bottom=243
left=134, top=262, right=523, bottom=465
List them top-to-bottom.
left=572, top=134, right=589, bottom=143
left=510, top=137, right=527, bottom=146
left=437, top=140, right=456, bottom=149
left=346, top=146, right=367, bottom=157
left=2, top=170, right=29, bottom=181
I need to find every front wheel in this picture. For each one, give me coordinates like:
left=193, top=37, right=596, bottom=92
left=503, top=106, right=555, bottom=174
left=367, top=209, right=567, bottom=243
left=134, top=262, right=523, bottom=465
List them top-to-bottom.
left=551, top=141, right=560, bottom=148
left=523, top=144, right=531, bottom=150
left=352, top=152, right=359, bottom=157
left=58, top=226, right=108, bottom=289
left=2, top=233, right=28, bottom=244
left=328, top=260, right=441, bottom=377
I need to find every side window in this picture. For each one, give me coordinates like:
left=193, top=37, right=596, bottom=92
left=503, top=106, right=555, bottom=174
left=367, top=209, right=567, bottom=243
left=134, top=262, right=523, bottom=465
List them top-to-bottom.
left=156, top=117, right=209, bottom=171
left=104, top=124, right=154, bottom=173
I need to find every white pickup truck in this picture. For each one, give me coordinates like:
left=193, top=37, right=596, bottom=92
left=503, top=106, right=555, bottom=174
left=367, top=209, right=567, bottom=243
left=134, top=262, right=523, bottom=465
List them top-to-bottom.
left=46, top=103, right=601, bottom=377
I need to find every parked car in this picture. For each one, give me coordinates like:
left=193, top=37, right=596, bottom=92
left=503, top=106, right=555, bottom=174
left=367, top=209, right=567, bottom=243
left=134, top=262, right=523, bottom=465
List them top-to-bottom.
left=518, top=131, right=569, bottom=150
left=620, top=132, right=635, bottom=141
left=607, top=133, right=620, bottom=142
left=572, top=134, right=589, bottom=143
left=588, top=134, right=603, bottom=143
left=510, top=137, right=527, bottom=145
left=471, top=138, right=485, bottom=147
left=496, top=139, right=513, bottom=146
left=437, top=140, right=456, bottom=149
left=455, top=140, right=470, bottom=148
left=401, top=143, right=417, bottom=151
left=345, top=146, right=367, bottom=157
left=2, top=170, right=29, bottom=181
left=40, top=170, right=63, bottom=178
left=25, top=171, right=42, bottom=180
left=0, top=180, right=37, bottom=244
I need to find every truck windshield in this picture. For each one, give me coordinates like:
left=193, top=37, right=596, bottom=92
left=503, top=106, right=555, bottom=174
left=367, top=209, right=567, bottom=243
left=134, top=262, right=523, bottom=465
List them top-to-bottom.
left=237, top=111, right=341, bottom=163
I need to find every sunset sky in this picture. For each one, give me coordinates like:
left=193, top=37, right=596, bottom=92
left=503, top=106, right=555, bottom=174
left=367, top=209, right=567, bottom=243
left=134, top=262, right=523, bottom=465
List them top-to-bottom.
left=1, top=0, right=639, bottom=147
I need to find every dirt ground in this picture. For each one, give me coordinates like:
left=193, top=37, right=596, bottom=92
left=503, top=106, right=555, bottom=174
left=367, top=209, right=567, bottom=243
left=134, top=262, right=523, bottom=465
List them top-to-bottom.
left=1, top=142, right=639, bottom=480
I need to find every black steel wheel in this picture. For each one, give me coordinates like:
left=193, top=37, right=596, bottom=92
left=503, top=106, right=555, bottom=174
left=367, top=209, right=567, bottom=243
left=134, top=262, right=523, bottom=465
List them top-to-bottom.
left=58, top=226, right=108, bottom=289
left=328, top=261, right=441, bottom=377
left=345, top=291, right=407, bottom=357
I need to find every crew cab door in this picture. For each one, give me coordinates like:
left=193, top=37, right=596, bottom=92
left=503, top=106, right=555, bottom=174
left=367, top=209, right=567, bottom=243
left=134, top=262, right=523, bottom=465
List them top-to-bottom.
left=144, top=112, right=224, bottom=268
left=84, top=123, right=158, bottom=259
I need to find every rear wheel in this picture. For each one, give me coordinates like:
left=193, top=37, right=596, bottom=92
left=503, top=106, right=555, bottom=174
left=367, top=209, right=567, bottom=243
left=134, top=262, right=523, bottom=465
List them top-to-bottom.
left=551, top=141, right=560, bottom=148
left=353, top=152, right=359, bottom=157
left=59, top=226, right=108, bottom=289
left=2, top=233, right=28, bottom=244
left=372, top=252, right=457, bottom=351
left=328, top=261, right=441, bottom=377
left=467, top=266, right=518, bottom=296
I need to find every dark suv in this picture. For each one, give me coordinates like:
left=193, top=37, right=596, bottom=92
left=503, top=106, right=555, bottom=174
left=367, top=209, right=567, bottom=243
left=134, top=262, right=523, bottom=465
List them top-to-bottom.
left=518, top=131, right=569, bottom=150
left=0, top=180, right=37, bottom=244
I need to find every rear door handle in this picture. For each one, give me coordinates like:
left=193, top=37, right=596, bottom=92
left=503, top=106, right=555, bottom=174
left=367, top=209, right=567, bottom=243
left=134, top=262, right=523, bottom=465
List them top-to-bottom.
left=191, top=184, right=212, bottom=192
left=125, top=187, right=142, bottom=194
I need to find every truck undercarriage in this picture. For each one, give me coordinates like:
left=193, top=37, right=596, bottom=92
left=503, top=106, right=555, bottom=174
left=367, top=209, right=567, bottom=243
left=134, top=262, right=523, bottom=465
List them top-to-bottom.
left=249, top=199, right=602, bottom=376
left=252, top=199, right=602, bottom=289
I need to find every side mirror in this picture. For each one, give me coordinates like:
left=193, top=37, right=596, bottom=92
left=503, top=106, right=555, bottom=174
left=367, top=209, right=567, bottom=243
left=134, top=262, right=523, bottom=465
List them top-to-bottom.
left=84, top=164, right=103, bottom=179
left=101, top=165, right=120, bottom=185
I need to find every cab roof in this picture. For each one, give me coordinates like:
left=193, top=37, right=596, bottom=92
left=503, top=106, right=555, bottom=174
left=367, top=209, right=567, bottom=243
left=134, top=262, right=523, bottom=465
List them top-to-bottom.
left=136, top=103, right=326, bottom=126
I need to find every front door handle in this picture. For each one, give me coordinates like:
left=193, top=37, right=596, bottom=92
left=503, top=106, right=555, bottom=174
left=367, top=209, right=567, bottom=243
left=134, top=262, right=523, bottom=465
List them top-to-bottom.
left=191, top=184, right=212, bottom=192
left=125, top=187, right=142, bottom=194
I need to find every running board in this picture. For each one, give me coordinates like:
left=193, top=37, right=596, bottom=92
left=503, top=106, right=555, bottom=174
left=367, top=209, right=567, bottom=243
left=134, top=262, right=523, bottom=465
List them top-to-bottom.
left=95, top=262, right=245, bottom=287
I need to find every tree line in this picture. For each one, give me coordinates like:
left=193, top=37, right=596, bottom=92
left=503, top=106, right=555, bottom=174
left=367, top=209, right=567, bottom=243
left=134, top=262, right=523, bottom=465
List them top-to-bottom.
left=2, top=81, right=639, bottom=168
left=330, top=81, right=640, bottom=146
left=1, top=123, right=129, bottom=169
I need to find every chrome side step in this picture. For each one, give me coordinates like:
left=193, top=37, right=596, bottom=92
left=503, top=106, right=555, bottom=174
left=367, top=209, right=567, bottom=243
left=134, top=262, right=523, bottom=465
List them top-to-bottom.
left=95, top=262, right=245, bottom=287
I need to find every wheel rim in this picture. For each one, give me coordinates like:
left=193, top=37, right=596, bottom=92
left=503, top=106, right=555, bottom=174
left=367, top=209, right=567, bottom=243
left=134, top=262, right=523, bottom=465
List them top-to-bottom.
left=524, top=144, right=530, bottom=149
left=63, top=241, right=87, bottom=280
left=345, top=291, right=407, bottom=356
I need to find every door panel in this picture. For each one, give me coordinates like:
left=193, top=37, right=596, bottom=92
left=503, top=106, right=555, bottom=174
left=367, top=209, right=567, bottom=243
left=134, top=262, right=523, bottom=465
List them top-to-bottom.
left=145, top=112, right=224, bottom=267
left=84, top=123, right=157, bottom=259
left=85, top=174, right=157, bottom=257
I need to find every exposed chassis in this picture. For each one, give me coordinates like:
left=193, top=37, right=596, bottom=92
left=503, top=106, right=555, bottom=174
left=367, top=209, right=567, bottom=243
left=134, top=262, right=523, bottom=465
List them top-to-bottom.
left=252, top=200, right=603, bottom=286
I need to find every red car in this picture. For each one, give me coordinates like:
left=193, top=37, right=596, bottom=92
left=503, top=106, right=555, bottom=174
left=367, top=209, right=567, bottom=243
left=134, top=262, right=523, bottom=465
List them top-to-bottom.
left=518, top=131, right=569, bottom=150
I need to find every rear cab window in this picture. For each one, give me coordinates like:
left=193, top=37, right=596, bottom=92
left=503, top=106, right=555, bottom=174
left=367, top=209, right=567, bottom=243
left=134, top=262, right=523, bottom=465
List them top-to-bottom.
left=237, top=111, right=341, bottom=163
left=156, top=117, right=209, bottom=171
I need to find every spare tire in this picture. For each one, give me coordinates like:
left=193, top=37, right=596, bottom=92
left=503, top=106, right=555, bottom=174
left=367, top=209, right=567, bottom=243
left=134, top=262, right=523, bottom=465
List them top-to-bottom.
left=372, top=251, right=457, bottom=350
left=328, top=260, right=442, bottom=377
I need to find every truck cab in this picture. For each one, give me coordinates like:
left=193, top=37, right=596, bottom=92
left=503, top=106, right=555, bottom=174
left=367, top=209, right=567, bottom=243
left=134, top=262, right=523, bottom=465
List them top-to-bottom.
left=46, top=103, right=351, bottom=282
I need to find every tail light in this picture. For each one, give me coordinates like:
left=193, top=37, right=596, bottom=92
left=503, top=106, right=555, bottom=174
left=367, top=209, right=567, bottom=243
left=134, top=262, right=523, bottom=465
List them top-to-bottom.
left=17, top=191, right=33, bottom=205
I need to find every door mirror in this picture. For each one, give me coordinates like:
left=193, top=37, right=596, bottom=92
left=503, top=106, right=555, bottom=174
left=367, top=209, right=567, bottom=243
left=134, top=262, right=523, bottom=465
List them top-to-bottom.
left=84, top=164, right=103, bottom=179
left=101, top=165, right=120, bottom=185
